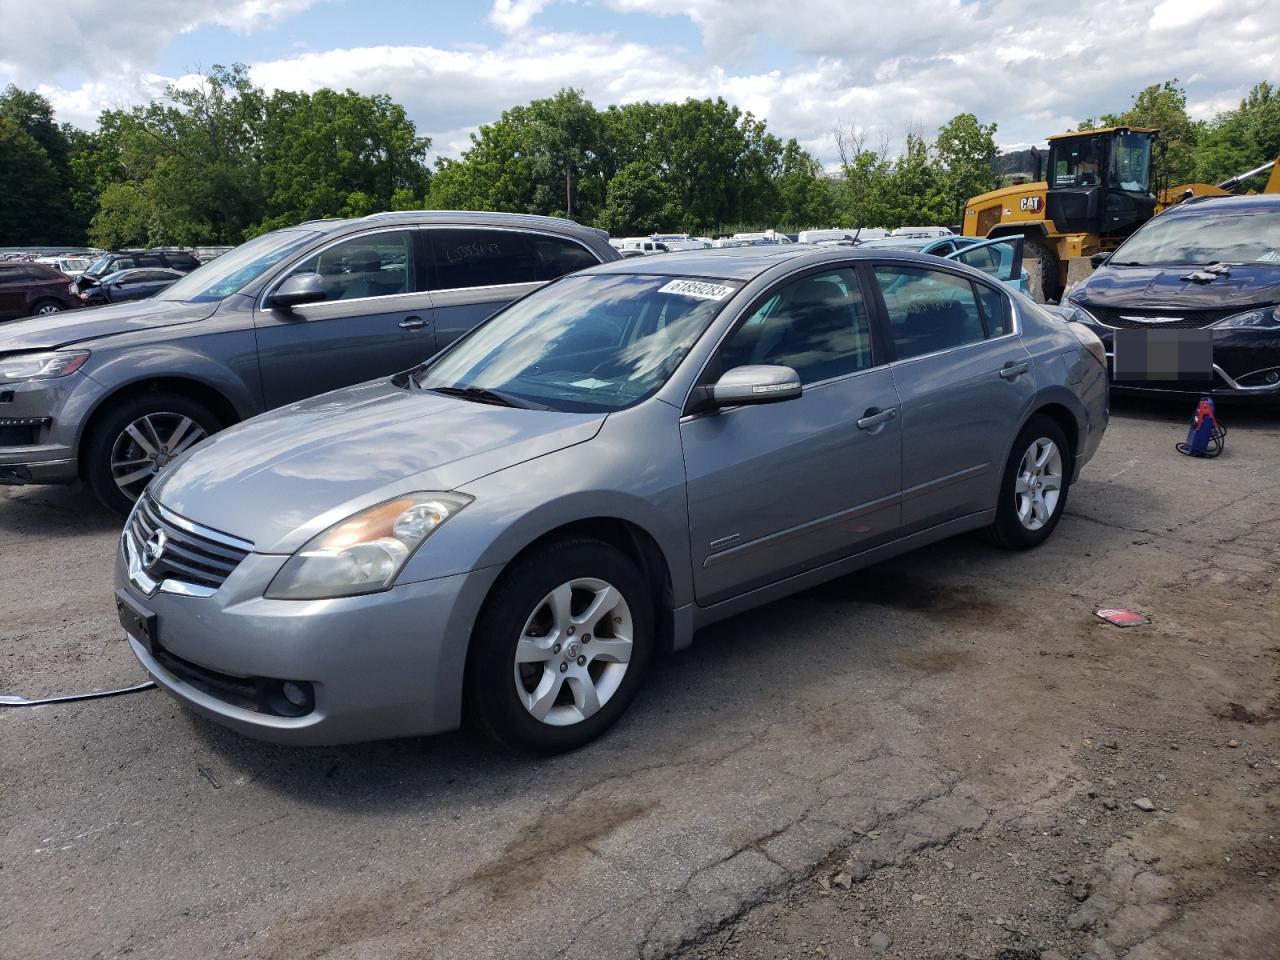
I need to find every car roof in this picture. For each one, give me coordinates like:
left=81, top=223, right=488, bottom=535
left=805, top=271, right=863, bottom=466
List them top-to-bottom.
left=1163, top=192, right=1280, bottom=215
left=298, top=209, right=609, bottom=241
left=580, top=246, right=971, bottom=283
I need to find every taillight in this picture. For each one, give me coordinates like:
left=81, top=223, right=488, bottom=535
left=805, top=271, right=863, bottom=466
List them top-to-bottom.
left=1067, top=322, right=1106, bottom=367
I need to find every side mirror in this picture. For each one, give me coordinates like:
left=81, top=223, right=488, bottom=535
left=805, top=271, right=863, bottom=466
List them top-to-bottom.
left=1090, top=251, right=1111, bottom=268
left=269, top=273, right=329, bottom=310
left=711, top=365, right=802, bottom=407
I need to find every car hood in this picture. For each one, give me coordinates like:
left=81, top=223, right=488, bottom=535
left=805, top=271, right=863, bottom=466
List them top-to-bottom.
left=1074, top=262, right=1280, bottom=312
left=0, top=298, right=217, bottom=351
left=150, top=379, right=607, bottom=554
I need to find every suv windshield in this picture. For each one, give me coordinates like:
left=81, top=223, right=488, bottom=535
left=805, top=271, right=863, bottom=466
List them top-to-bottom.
left=1110, top=207, right=1280, bottom=266
left=156, top=230, right=321, bottom=303
left=84, top=256, right=116, bottom=277
left=414, top=273, right=741, bottom=413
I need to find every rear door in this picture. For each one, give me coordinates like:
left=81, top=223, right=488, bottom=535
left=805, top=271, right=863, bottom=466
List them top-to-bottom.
left=253, top=227, right=437, bottom=407
left=424, top=228, right=602, bottom=348
left=871, top=262, right=1032, bottom=534
left=680, top=265, right=903, bottom=604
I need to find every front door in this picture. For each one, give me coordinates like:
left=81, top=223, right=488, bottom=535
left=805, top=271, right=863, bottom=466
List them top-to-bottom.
left=253, top=228, right=437, bottom=408
left=871, top=263, right=1034, bottom=533
left=681, top=266, right=903, bottom=604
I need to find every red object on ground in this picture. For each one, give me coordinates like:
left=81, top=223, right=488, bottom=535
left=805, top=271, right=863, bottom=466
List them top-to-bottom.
left=1095, top=608, right=1151, bottom=627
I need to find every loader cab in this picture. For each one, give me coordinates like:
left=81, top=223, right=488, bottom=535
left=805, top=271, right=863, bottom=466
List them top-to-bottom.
left=1045, top=127, right=1158, bottom=239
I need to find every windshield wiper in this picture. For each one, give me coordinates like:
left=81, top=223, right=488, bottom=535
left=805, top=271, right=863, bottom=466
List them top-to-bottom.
left=428, top=385, right=548, bottom=410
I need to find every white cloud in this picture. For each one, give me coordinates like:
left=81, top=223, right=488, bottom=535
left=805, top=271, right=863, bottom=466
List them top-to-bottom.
left=5, top=0, right=1279, bottom=164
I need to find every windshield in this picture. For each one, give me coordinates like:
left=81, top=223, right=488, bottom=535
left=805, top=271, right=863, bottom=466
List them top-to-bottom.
left=1110, top=133, right=1152, bottom=192
left=1110, top=208, right=1280, bottom=266
left=155, top=230, right=321, bottom=303
left=85, top=256, right=115, bottom=277
left=414, top=273, right=741, bottom=413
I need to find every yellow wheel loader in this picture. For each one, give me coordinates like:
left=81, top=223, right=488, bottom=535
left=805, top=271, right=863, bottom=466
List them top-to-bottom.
left=962, top=126, right=1280, bottom=302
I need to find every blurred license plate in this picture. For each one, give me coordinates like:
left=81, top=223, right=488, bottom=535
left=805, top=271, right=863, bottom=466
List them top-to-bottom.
left=115, top=589, right=157, bottom=653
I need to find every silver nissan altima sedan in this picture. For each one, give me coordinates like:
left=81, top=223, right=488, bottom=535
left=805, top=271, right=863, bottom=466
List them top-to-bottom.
left=114, top=246, right=1108, bottom=752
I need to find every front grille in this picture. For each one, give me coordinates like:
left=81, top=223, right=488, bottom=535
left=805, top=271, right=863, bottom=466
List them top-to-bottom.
left=1086, top=305, right=1236, bottom=329
left=129, top=495, right=252, bottom=591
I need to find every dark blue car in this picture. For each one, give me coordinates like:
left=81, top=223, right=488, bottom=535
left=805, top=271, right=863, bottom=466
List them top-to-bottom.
left=1059, top=193, right=1280, bottom=401
left=80, top=267, right=186, bottom=306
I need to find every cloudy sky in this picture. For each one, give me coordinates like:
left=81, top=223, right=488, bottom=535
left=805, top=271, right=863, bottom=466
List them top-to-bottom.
left=1, top=0, right=1276, bottom=163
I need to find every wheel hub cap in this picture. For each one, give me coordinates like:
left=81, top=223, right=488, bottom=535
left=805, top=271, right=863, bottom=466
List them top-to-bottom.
left=1014, top=436, right=1063, bottom=532
left=513, top=577, right=634, bottom=727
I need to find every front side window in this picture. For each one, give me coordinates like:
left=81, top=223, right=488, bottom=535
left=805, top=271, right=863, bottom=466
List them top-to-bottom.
left=1050, top=136, right=1104, bottom=188
left=1110, top=207, right=1280, bottom=266
left=430, top=228, right=538, bottom=290
left=157, top=229, right=321, bottom=303
left=283, top=230, right=415, bottom=302
left=533, top=236, right=600, bottom=280
left=876, top=267, right=987, bottom=360
left=718, top=268, right=874, bottom=384
left=415, top=273, right=740, bottom=412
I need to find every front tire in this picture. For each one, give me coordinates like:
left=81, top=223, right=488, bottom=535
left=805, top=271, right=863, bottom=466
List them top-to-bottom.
left=1023, top=235, right=1061, bottom=304
left=30, top=299, right=64, bottom=316
left=84, top=392, right=221, bottom=515
left=986, top=415, right=1072, bottom=550
left=466, top=538, right=654, bottom=754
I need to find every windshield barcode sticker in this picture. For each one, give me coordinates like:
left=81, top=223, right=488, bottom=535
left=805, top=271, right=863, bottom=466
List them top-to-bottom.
left=658, top=279, right=733, bottom=301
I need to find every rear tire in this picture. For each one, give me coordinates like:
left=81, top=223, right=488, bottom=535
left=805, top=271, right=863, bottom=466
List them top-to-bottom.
left=1023, top=235, right=1061, bottom=304
left=84, top=392, right=221, bottom=515
left=986, top=415, right=1072, bottom=550
left=466, top=538, right=654, bottom=754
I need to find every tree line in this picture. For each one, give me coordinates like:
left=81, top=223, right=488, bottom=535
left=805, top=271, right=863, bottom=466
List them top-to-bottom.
left=1, top=66, right=1276, bottom=249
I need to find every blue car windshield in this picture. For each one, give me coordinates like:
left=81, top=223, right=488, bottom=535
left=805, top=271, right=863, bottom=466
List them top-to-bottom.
left=155, top=230, right=321, bottom=302
left=415, top=273, right=742, bottom=413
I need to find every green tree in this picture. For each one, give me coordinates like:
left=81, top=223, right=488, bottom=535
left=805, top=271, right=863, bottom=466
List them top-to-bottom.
left=1099, top=80, right=1200, bottom=188
left=1193, top=81, right=1280, bottom=184
left=0, top=85, right=77, bottom=241
left=934, top=113, right=998, bottom=223
left=0, top=117, right=65, bottom=244
left=775, top=140, right=836, bottom=229
left=597, top=160, right=680, bottom=234
left=89, top=181, right=158, bottom=248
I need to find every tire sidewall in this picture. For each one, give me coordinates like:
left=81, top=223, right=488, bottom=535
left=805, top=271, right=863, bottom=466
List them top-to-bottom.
left=31, top=299, right=63, bottom=316
left=85, top=393, right=222, bottom=515
left=993, top=415, right=1072, bottom=550
left=468, top=539, right=654, bottom=754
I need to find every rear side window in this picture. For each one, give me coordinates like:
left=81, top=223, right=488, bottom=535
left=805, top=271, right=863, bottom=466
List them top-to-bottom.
left=429, top=229, right=537, bottom=290
left=531, top=235, right=599, bottom=280
left=165, top=254, right=199, bottom=270
left=136, top=256, right=163, bottom=268
left=875, top=266, right=987, bottom=361
left=974, top=283, right=1010, bottom=337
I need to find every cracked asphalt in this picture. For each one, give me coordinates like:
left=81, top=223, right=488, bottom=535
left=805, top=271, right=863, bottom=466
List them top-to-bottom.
left=2, top=397, right=1278, bottom=960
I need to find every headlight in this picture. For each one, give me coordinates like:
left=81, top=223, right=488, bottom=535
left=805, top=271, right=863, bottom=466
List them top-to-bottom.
left=1057, top=300, right=1101, bottom=326
left=1210, top=305, right=1280, bottom=331
left=0, top=350, right=90, bottom=381
left=265, top=492, right=472, bottom=600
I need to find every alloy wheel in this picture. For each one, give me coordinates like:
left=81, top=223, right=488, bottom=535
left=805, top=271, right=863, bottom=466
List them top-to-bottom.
left=35, top=303, right=62, bottom=315
left=109, top=412, right=209, bottom=502
left=1014, top=436, right=1063, bottom=531
left=513, top=577, right=634, bottom=727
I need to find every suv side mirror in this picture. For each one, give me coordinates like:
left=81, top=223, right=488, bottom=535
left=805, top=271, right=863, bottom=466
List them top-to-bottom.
left=1090, top=251, right=1111, bottom=268
left=269, top=273, right=329, bottom=310
left=711, top=365, right=802, bottom=407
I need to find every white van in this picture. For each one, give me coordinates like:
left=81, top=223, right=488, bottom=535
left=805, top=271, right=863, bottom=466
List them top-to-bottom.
left=890, top=226, right=953, bottom=239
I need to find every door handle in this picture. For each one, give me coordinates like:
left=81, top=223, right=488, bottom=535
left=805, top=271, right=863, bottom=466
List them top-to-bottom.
left=399, top=316, right=429, bottom=330
left=999, top=360, right=1029, bottom=380
left=856, top=406, right=897, bottom=430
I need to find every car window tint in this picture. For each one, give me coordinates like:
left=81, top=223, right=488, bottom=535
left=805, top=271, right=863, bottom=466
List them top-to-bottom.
left=430, top=228, right=537, bottom=289
left=285, top=230, right=415, bottom=302
left=531, top=235, right=599, bottom=280
left=931, top=241, right=955, bottom=256
left=137, top=256, right=163, bottom=267
left=114, top=259, right=136, bottom=271
left=875, top=266, right=987, bottom=360
left=719, top=268, right=873, bottom=384
left=974, top=283, right=1010, bottom=337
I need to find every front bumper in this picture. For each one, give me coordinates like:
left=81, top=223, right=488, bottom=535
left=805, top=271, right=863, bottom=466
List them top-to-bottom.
left=1081, top=323, right=1280, bottom=400
left=0, top=371, right=91, bottom=484
left=115, top=539, right=501, bottom=745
